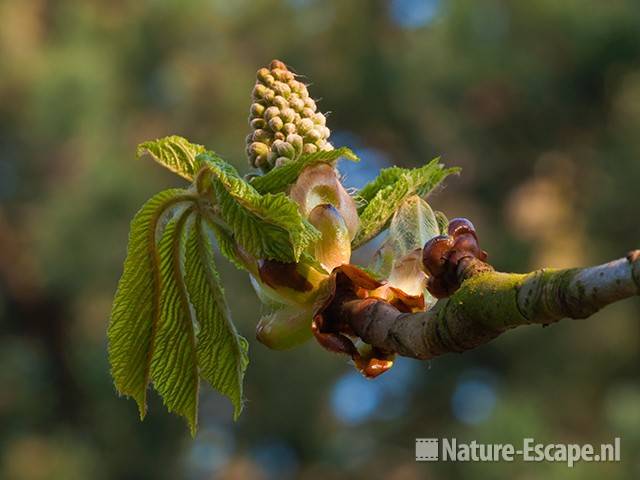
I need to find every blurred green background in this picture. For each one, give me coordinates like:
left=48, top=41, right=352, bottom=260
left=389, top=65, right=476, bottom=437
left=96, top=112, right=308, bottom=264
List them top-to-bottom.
left=1, top=0, right=639, bottom=478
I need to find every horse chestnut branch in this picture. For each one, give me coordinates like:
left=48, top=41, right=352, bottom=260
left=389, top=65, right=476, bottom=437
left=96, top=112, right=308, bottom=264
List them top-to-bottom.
left=242, top=62, right=639, bottom=379
left=334, top=247, right=640, bottom=361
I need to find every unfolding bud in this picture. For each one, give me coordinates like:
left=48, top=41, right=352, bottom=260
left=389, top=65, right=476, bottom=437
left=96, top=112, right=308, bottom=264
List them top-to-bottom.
left=247, top=60, right=334, bottom=172
left=289, top=163, right=360, bottom=240
left=308, top=204, right=351, bottom=271
left=252, top=259, right=326, bottom=306
left=256, top=306, right=313, bottom=350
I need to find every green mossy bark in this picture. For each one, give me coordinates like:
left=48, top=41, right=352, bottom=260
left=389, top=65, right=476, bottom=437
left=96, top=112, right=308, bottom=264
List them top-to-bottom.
left=349, top=253, right=640, bottom=360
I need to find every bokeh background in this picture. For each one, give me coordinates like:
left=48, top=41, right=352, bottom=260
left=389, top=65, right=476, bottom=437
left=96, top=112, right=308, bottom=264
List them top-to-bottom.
left=1, top=0, right=639, bottom=478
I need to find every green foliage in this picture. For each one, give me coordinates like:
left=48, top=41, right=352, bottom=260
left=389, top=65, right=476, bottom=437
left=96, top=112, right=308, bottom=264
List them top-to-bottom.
left=137, top=135, right=207, bottom=181
left=111, top=137, right=460, bottom=432
left=250, top=147, right=359, bottom=194
left=198, top=152, right=320, bottom=262
left=110, top=154, right=271, bottom=432
left=353, top=159, right=460, bottom=249
left=108, top=188, right=195, bottom=418
left=385, top=195, right=440, bottom=259
left=151, top=208, right=200, bottom=434
left=434, top=210, right=450, bottom=235
left=184, top=217, right=249, bottom=421
left=206, top=219, right=250, bottom=272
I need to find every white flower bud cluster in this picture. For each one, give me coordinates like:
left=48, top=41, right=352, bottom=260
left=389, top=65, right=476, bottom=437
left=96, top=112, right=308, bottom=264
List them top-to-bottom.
left=247, top=60, right=333, bottom=172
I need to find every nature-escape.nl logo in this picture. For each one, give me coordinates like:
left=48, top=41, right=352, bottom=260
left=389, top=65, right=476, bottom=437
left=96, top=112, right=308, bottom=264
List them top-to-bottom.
left=415, top=437, right=621, bottom=467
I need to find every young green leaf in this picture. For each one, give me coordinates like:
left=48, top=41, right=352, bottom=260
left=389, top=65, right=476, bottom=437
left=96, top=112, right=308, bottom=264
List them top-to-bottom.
left=137, top=135, right=207, bottom=181
left=250, top=147, right=359, bottom=194
left=198, top=152, right=320, bottom=262
left=352, top=159, right=459, bottom=249
left=108, top=188, right=194, bottom=419
left=385, top=195, right=440, bottom=259
left=371, top=196, right=440, bottom=296
left=150, top=207, right=199, bottom=434
left=185, top=216, right=249, bottom=420
left=205, top=220, right=252, bottom=272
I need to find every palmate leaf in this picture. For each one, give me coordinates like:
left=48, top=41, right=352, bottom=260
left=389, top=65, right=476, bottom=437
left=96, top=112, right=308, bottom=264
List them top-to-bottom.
left=137, top=135, right=207, bottom=181
left=250, top=147, right=359, bottom=194
left=198, top=152, right=320, bottom=262
left=352, top=159, right=460, bottom=249
left=109, top=187, right=249, bottom=434
left=108, top=188, right=195, bottom=418
left=151, top=207, right=199, bottom=433
left=185, top=216, right=249, bottom=420
left=206, top=220, right=250, bottom=272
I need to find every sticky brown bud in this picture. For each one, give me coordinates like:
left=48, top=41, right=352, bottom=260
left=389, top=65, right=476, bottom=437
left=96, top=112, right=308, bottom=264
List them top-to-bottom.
left=421, top=217, right=489, bottom=298
left=448, top=217, right=477, bottom=240
left=422, top=235, right=454, bottom=277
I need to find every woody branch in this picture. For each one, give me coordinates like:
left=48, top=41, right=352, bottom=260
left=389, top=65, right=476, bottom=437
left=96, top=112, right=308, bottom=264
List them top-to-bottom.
left=331, top=243, right=640, bottom=361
